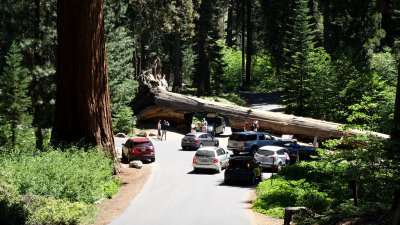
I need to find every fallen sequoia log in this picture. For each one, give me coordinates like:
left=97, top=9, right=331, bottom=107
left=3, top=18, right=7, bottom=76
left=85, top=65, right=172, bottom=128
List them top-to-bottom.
left=131, top=60, right=389, bottom=141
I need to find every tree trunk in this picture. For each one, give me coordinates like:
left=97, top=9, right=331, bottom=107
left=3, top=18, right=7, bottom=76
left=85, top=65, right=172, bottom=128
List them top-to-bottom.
left=53, top=0, right=116, bottom=158
left=226, top=0, right=233, bottom=47
left=241, top=0, right=245, bottom=86
left=245, top=0, right=252, bottom=86
left=131, top=73, right=389, bottom=141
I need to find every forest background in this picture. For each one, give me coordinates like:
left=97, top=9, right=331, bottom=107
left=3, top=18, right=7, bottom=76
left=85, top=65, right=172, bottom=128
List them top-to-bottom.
left=0, top=0, right=399, bottom=224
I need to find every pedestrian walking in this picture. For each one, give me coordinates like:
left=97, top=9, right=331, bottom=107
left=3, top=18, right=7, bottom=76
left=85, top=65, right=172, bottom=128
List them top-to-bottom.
left=157, top=119, right=161, bottom=140
left=161, top=120, right=169, bottom=141
left=293, top=139, right=300, bottom=164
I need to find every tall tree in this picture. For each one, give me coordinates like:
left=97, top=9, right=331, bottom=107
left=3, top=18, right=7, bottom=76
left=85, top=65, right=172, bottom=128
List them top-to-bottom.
left=53, top=0, right=116, bottom=157
left=245, top=0, right=253, bottom=86
left=282, top=0, right=315, bottom=115
left=0, top=42, right=31, bottom=149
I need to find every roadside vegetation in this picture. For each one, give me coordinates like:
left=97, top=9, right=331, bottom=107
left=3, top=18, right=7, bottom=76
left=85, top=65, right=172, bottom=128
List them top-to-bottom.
left=253, top=135, right=398, bottom=224
left=0, top=137, right=119, bottom=225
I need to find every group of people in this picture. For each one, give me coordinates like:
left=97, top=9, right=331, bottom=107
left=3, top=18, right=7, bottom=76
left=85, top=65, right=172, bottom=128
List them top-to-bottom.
left=191, top=118, right=208, bottom=133
left=157, top=119, right=170, bottom=141
left=244, top=120, right=259, bottom=132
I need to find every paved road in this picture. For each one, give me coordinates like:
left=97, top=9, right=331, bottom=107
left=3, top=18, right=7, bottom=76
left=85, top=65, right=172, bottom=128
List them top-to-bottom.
left=239, top=91, right=283, bottom=112
left=111, top=135, right=271, bottom=225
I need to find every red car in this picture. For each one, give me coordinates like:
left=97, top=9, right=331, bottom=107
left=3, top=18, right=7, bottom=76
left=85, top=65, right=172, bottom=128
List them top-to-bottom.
left=122, top=137, right=155, bottom=163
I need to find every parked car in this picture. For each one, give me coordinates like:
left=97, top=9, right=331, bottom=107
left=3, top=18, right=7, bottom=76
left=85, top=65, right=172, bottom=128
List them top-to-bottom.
left=206, top=116, right=226, bottom=136
left=181, top=132, right=219, bottom=150
left=227, top=132, right=278, bottom=155
left=122, top=137, right=155, bottom=163
left=273, top=140, right=317, bottom=163
left=192, top=146, right=230, bottom=173
left=254, top=146, right=288, bottom=172
left=224, top=156, right=262, bottom=185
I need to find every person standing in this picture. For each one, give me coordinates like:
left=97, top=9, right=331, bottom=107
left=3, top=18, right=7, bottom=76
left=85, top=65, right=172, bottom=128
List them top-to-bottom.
left=202, top=118, right=207, bottom=133
left=157, top=119, right=161, bottom=140
left=161, top=120, right=169, bottom=141
left=254, top=120, right=259, bottom=132
left=244, top=121, right=247, bottom=131
left=293, top=139, right=300, bottom=164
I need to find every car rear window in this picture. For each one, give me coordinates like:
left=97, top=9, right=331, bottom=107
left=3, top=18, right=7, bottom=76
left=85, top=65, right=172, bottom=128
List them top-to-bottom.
left=229, top=134, right=245, bottom=141
left=184, top=135, right=195, bottom=139
left=133, top=141, right=153, bottom=147
left=195, top=150, right=215, bottom=157
left=257, top=150, right=275, bottom=156
left=227, top=160, right=249, bottom=170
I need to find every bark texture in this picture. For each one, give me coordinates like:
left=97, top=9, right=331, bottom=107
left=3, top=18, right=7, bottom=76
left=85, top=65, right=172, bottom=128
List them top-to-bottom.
left=53, top=0, right=115, bottom=157
left=132, top=69, right=389, bottom=141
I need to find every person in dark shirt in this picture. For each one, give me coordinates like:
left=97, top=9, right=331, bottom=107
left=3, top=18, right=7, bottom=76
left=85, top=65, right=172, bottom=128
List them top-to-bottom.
left=161, top=120, right=169, bottom=141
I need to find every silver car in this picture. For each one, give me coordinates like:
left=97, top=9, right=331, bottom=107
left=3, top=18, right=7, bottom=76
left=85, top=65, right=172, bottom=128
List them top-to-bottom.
left=181, top=132, right=219, bottom=150
left=254, top=146, right=288, bottom=172
left=192, top=147, right=230, bottom=173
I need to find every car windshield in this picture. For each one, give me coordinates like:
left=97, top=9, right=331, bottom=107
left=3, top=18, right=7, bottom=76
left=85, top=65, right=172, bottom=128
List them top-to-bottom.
left=229, top=134, right=245, bottom=141
left=134, top=142, right=152, bottom=147
left=195, top=150, right=215, bottom=157
left=257, top=150, right=275, bottom=156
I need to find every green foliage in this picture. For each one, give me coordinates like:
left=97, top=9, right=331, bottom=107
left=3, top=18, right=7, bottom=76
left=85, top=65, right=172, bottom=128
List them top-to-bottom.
left=0, top=42, right=32, bottom=149
left=113, top=106, right=135, bottom=134
left=254, top=135, right=397, bottom=223
left=0, top=146, right=119, bottom=204
left=0, top=172, right=28, bottom=225
left=26, top=195, right=98, bottom=225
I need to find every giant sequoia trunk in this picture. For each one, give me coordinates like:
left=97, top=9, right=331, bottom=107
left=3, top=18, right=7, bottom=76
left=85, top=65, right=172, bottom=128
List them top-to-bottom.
left=53, top=0, right=116, bottom=158
left=132, top=67, right=389, bottom=141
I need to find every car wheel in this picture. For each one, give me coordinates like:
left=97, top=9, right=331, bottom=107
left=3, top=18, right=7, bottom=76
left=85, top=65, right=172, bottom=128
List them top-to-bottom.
left=251, top=146, right=258, bottom=155
left=233, top=151, right=239, bottom=156
left=151, top=158, right=155, bottom=162
left=276, top=163, right=282, bottom=172
left=216, top=164, right=222, bottom=173
left=193, top=168, right=199, bottom=173
left=258, top=172, right=263, bottom=181
left=224, top=178, right=230, bottom=185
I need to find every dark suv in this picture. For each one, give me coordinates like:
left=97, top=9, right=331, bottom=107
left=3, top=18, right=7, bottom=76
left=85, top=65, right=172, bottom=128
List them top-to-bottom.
left=206, top=116, right=226, bottom=136
left=227, top=132, right=277, bottom=155
left=224, top=156, right=262, bottom=185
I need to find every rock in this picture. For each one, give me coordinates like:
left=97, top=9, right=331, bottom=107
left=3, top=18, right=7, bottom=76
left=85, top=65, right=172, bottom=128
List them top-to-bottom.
left=115, top=133, right=126, bottom=138
left=129, top=160, right=143, bottom=169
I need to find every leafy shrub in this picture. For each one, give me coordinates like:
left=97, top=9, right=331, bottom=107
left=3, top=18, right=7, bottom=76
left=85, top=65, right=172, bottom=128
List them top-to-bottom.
left=0, top=146, right=119, bottom=203
left=0, top=173, right=28, bottom=225
left=297, top=189, right=333, bottom=214
left=26, top=195, right=98, bottom=225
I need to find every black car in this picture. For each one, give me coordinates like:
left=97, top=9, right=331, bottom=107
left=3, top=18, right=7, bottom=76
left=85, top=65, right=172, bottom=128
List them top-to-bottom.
left=206, top=116, right=226, bottom=136
left=181, top=132, right=219, bottom=150
left=273, top=140, right=317, bottom=163
left=224, top=156, right=262, bottom=185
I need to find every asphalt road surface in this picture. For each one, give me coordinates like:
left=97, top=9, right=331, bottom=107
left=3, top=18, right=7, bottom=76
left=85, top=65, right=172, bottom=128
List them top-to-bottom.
left=239, top=91, right=283, bottom=112
left=111, top=134, right=271, bottom=225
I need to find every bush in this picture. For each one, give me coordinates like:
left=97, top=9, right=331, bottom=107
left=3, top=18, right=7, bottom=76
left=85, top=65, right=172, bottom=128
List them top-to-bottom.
left=0, top=146, right=119, bottom=203
left=0, top=173, right=28, bottom=225
left=26, top=195, right=98, bottom=225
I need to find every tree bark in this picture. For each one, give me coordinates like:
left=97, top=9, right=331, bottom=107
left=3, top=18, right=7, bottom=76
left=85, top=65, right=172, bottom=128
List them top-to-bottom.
left=53, top=0, right=116, bottom=158
left=226, top=0, right=233, bottom=47
left=241, top=0, right=245, bottom=86
left=245, top=0, right=252, bottom=86
left=172, top=31, right=182, bottom=92
left=131, top=73, right=389, bottom=141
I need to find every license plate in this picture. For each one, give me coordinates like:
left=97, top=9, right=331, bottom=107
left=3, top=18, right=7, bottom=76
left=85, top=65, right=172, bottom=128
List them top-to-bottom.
left=141, top=149, right=146, bottom=152
left=200, top=158, right=207, bottom=162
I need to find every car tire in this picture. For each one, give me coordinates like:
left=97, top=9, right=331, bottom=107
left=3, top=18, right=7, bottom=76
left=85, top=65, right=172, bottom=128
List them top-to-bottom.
left=251, top=146, right=258, bottom=155
left=233, top=151, right=239, bottom=156
left=151, top=158, right=155, bottom=162
left=276, top=163, right=282, bottom=172
left=193, top=168, right=199, bottom=173
left=258, top=172, right=263, bottom=181
left=224, top=179, right=230, bottom=185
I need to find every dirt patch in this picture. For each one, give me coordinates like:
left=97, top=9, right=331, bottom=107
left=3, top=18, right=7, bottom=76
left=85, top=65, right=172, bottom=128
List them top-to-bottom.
left=93, top=162, right=153, bottom=225
left=248, top=190, right=284, bottom=225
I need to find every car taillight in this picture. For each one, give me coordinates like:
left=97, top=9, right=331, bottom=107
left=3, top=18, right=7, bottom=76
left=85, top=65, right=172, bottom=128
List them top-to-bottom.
left=194, top=138, right=200, bottom=142
left=244, top=141, right=247, bottom=147
left=146, top=146, right=154, bottom=150
left=193, top=157, right=196, bottom=163
left=213, top=158, right=218, bottom=163
left=226, top=162, right=230, bottom=168
left=247, top=162, right=251, bottom=170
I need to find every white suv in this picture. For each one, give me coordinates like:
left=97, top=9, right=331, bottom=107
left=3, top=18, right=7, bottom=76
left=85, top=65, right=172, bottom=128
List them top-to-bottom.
left=192, top=146, right=230, bottom=173
left=254, top=146, right=288, bottom=172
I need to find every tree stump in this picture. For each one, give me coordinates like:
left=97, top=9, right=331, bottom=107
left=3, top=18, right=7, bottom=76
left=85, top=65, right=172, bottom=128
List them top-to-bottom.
left=284, top=206, right=311, bottom=225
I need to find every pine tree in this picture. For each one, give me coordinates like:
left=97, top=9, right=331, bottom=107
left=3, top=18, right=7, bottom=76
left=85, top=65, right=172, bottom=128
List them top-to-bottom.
left=282, top=0, right=315, bottom=115
left=0, top=42, right=31, bottom=149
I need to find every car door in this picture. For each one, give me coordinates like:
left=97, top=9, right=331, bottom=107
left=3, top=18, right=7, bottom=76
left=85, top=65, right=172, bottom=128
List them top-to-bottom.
left=258, top=133, right=267, bottom=147
left=264, top=133, right=276, bottom=146
left=199, top=134, right=208, bottom=146
left=219, top=148, right=229, bottom=166
left=277, top=149, right=286, bottom=164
